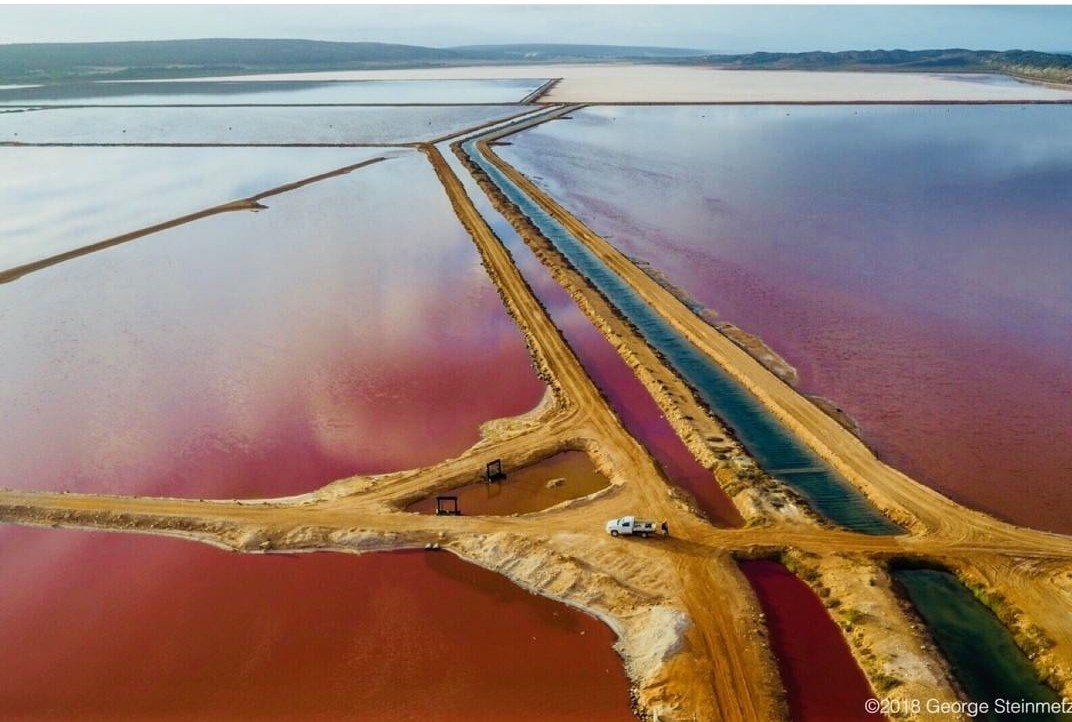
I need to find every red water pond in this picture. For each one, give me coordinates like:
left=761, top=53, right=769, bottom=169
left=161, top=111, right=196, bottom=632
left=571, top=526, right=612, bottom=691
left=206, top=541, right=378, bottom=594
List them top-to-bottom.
left=502, top=105, right=1072, bottom=534
left=0, top=151, right=543, bottom=498
left=0, top=525, right=633, bottom=720
left=739, top=560, right=878, bottom=721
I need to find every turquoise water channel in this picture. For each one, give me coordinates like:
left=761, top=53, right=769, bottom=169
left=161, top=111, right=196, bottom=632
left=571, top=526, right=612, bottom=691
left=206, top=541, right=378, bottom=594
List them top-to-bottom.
left=462, top=133, right=901, bottom=535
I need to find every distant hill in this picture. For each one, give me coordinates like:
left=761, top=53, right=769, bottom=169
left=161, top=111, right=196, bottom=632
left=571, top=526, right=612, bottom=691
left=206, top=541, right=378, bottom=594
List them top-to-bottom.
left=0, top=38, right=707, bottom=83
left=0, top=39, right=459, bottom=82
left=450, top=43, right=708, bottom=60
left=692, top=48, right=1072, bottom=85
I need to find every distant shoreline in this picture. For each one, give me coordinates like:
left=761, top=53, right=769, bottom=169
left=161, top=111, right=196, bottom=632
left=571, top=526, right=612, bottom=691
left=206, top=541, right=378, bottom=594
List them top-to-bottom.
left=3, top=39, right=1070, bottom=88
left=54, top=64, right=1068, bottom=104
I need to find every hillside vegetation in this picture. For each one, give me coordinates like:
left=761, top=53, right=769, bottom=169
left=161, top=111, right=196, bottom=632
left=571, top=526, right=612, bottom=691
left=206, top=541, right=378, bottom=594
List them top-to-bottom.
left=0, top=39, right=703, bottom=83
left=0, top=39, right=456, bottom=82
left=696, top=48, right=1072, bottom=85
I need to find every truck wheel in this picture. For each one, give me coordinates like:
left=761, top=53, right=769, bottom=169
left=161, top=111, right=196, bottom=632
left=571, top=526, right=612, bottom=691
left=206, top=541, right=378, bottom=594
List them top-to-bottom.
left=610, top=530, right=619, bottom=537
left=641, top=532, right=649, bottom=538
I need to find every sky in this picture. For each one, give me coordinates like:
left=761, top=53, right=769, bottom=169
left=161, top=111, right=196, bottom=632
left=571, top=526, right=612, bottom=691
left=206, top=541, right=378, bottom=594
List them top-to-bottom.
left=2, top=4, right=1071, bottom=54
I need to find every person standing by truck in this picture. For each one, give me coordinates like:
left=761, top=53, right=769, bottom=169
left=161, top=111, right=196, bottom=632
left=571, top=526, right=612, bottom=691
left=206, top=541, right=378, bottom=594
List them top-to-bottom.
left=661, top=520, right=669, bottom=537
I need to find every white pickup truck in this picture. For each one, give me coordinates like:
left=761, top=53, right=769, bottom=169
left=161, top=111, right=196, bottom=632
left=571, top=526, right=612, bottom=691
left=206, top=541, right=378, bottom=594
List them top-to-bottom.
left=605, top=516, right=658, bottom=538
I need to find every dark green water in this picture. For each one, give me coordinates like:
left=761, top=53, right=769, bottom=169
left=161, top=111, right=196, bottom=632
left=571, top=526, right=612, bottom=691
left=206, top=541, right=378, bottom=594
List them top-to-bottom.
left=894, top=569, right=1063, bottom=721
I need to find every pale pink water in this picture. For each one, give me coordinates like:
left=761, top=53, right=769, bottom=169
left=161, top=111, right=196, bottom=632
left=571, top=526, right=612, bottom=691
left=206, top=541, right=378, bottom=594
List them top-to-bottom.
left=503, top=105, right=1072, bottom=534
left=0, top=152, right=543, bottom=498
